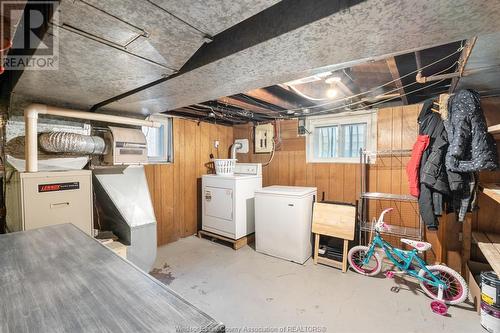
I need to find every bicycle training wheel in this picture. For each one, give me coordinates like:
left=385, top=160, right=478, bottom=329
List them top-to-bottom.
left=348, top=246, right=382, bottom=276
left=418, top=265, right=468, bottom=305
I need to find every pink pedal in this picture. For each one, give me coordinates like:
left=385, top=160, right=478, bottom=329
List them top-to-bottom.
left=385, top=271, right=395, bottom=279
left=430, top=300, right=448, bottom=316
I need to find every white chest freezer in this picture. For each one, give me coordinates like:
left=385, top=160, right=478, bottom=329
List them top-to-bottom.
left=254, top=186, right=317, bottom=264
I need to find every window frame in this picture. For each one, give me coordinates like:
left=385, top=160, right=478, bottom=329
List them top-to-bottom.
left=305, top=110, right=377, bottom=163
left=142, top=114, right=173, bottom=164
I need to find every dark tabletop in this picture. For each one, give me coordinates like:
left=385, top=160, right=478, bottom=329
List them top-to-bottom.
left=0, top=224, right=224, bottom=333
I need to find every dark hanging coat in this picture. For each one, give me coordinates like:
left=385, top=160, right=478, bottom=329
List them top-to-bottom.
left=445, top=89, right=498, bottom=172
left=415, top=99, right=472, bottom=228
left=417, top=100, right=451, bottom=229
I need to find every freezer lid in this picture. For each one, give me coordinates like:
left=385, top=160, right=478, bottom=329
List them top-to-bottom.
left=202, top=174, right=261, bottom=180
left=254, top=186, right=317, bottom=197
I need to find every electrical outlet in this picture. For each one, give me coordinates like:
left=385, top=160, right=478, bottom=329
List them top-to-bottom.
left=214, top=140, right=220, bottom=148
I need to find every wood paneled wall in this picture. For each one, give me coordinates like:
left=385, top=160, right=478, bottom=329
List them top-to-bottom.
left=146, top=103, right=499, bottom=263
left=234, top=103, right=500, bottom=265
left=234, top=104, right=421, bottom=228
left=145, top=118, right=233, bottom=246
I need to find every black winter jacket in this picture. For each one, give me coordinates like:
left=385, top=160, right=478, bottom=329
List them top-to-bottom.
left=445, top=90, right=498, bottom=172
left=417, top=100, right=449, bottom=229
left=417, top=100, right=469, bottom=228
left=419, top=100, right=450, bottom=195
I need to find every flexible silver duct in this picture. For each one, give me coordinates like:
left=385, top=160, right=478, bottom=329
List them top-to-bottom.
left=39, top=132, right=107, bottom=154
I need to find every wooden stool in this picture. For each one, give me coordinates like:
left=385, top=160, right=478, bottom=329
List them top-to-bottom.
left=312, top=202, right=356, bottom=272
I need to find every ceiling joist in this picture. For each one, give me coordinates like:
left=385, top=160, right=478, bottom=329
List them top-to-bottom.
left=386, top=57, right=408, bottom=105
left=218, top=96, right=277, bottom=115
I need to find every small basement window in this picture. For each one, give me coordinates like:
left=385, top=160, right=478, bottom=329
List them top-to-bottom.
left=306, top=110, right=377, bottom=163
left=142, top=114, right=173, bottom=163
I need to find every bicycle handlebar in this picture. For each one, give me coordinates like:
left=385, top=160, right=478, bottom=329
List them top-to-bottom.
left=375, top=208, right=394, bottom=232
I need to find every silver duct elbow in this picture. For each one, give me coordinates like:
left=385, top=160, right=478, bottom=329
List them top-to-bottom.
left=39, top=132, right=107, bottom=155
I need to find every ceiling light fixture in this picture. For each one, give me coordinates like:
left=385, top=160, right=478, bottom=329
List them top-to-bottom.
left=326, top=88, right=338, bottom=99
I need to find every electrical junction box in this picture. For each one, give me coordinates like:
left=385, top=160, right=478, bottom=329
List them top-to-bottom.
left=254, top=123, right=274, bottom=153
left=234, top=139, right=249, bottom=154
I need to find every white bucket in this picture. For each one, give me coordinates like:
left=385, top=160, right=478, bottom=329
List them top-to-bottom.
left=481, top=301, right=500, bottom=333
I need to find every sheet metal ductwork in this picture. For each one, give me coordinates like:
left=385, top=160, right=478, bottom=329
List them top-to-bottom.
left=39, top=132, right=107, bottom=155
left=93, top=166, right=157, bottom=272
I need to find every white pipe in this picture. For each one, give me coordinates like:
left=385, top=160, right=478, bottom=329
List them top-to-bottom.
left=414, top=50, right=462, bottom=84
left=415, top=71, right=460, bottom=84
left=24, top=103, right=161, bottom=172
left=230, top=142, right=243, bottom=159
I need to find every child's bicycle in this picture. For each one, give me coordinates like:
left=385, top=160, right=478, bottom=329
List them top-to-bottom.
left=347, top=208, right=468, bottom=315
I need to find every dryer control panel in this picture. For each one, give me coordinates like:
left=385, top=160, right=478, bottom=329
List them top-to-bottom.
left=234, top=163, right=262, bottom=176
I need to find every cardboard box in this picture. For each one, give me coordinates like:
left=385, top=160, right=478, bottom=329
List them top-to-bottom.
left=466, top=260, right=493, bottom=314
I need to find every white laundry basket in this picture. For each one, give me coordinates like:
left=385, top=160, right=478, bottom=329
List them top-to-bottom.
left=213, top=159, right=237, bottom=176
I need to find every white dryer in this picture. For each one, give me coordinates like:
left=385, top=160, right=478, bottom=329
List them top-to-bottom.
left=202, top=163, right=262, bottom=239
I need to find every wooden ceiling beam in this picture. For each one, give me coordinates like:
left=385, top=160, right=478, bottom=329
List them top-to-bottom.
left=449, top=37, right=477, bottom=93
left=386, top=57, right=408, bottom=105
left=245, top=88, right=298, bottom=110
left=218, top=96, right=276, bottom=115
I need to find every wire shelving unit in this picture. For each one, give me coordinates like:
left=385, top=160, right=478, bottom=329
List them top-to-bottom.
left=358, top=149, right=424, bottom=243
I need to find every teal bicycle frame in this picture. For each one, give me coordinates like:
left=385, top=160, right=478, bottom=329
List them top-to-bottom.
left=363, top=231, right=447, bottom=290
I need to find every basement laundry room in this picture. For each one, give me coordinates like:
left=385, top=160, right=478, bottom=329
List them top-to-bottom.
left=2, top=1, right=500, bottom=333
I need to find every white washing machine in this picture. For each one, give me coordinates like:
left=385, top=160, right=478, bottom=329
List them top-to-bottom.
left=202, top=163, right=262, bottom=239
left=255, top=186, right=317, bottom=264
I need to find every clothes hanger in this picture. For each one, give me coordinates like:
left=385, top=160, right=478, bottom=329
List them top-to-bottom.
left=431, top=93, right=453, bottom=114
left=437, top=93, right=452, bottom=119
left=431, top=101, right=440, bottom=113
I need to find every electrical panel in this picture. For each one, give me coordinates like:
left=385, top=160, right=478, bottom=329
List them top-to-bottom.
left=254, top=123, right=274, bottom=153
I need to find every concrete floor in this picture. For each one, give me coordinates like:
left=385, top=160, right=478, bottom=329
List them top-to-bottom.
left=152, top=236, right=480, bottom=333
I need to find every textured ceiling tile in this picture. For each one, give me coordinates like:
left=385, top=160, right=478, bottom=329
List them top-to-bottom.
left=12, top=0, right=227, bottom=114
left=12, top=0, right=500, bottom=116
left=59, top=0, right=141, bottom=47
left=83, top=0, right=205, bottom=69
left=105, top=0, right=500, bottom=114
left=149, top=0, right=281, bottom=36
left=13, top=28, right=169, bottom=110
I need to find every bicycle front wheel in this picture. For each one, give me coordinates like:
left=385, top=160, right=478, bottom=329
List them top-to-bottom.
left=348, top=246, right=382, bottom=276
left=418, top=265, right=468, bottom=305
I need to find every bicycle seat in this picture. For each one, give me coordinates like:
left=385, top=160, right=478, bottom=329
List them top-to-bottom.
left=400, top=238, right=432, bottom=251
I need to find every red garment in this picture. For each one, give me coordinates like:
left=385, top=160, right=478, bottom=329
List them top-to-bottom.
left=406, top=135, right=430, bottom=197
